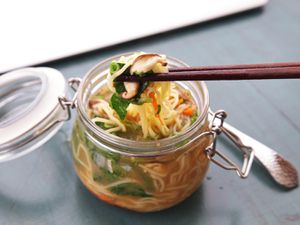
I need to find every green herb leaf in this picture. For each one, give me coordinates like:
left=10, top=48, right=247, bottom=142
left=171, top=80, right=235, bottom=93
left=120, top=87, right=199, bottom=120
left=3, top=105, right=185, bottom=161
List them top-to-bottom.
left=110, top=61, right=125, bottom=75
left=132, top=70, right=154, bottom=77
left=129, top=81, right=150, bottom=104
left=114, top=82, right=126, bottom=94
left=110, top=93, right=130, bottom=120
left=94, top=94, right=104, bottom=100
left=157, top=104, right=161, bottom=115
left=191, top=113, right=198, bottom=124
left=95, top=121, right=114, bottom=130
left=78, top=122, right=121, bottom=162
left=90, top=146, right=121, bottom=162
left=92, top=159, right=127, bottom=184
left=93, top=168, right=120, bottom=183
left=110, top=183, right=152, bottom=197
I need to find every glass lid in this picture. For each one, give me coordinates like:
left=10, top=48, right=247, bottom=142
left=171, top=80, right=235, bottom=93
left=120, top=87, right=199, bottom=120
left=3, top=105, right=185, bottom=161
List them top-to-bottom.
left=0, top=67, right=68, bottom=162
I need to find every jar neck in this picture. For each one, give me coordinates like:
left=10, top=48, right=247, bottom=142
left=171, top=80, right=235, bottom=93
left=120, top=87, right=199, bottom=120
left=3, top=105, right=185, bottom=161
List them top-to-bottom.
left=76, top=53, right=210, bottom=157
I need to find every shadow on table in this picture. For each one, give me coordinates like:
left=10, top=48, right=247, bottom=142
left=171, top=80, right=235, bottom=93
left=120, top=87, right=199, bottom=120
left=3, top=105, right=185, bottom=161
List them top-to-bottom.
left=0, top=130, right=241, bottom=225
left=0, top=131, right=72, bottom=221
left=218, top=135, right=292, bottom=192
left=74, top=180, right=241, bottom=225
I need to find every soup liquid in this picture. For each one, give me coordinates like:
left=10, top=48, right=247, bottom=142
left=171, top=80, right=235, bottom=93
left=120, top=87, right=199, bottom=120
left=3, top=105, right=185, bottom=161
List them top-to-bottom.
left=71, top=119, right=210, bottom=212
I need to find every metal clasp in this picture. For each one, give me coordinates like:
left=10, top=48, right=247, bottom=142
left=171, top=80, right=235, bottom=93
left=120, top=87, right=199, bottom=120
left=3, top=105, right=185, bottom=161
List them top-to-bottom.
left=58, top=77, right=82, bottom=121
left=205, top=110, right=255, bottom=178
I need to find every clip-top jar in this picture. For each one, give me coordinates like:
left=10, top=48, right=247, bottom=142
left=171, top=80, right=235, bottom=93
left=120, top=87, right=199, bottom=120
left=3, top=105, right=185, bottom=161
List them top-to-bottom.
left=0, top=53, right=254, bottom=212
left=70, top=53, right=253, bottom=212
left=72, top=54, right=211, bottom=212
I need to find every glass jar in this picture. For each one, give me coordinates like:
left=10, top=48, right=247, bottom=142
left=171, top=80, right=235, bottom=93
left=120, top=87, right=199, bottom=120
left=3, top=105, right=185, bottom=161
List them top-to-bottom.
left=0, top=53, right=254, bottom=212
left=71, top=54, right=211, bottom=212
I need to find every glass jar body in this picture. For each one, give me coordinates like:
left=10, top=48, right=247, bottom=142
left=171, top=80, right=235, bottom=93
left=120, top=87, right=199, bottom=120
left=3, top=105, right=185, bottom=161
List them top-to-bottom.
left=70, top=53, right=211, bottom=212
left=71, top=116, right=210, bottom=212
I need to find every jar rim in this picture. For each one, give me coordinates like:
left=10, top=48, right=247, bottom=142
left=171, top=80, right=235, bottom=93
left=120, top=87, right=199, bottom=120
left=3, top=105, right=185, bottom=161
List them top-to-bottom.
left=76, top=52, right=210, bottom=156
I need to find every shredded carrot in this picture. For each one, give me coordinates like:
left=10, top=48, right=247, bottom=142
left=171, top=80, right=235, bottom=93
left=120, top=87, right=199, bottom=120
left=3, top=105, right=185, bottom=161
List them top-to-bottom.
left=149, top=92, right=158, bottom=112
left=149, top=92, right=163, bottom=122
left=177, top=97, right=184, bottom=106
left=182, top=107, right=194, bottom=116
left=126, top=113, right=139, bottom=122
left=96, top=193, right=114, bottom=203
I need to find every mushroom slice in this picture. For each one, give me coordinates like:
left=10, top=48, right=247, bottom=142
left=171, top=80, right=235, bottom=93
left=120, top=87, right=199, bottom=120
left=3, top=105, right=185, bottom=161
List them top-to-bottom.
left=130, top=53, right=167, bottom=75
left=121, top=82, right=139, bottom=99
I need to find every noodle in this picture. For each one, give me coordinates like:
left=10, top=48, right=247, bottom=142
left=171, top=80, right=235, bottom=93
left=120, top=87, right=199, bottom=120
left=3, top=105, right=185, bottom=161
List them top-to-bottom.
left=71, top=52, right=210, bottom=212
left=89, top=53, right=197, bottom=140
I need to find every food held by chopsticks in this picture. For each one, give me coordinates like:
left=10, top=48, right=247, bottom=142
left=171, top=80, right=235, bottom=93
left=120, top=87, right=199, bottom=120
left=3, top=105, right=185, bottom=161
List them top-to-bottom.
left=72, top=52, right=209, bottom=212
left=89, top=52, right=198, bottom=139
left=116, top=60, right=300, bottom=82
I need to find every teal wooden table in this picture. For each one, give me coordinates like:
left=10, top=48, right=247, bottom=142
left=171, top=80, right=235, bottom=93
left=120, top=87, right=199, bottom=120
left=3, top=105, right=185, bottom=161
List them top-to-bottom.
left=1, top=0, right=300, bottom=224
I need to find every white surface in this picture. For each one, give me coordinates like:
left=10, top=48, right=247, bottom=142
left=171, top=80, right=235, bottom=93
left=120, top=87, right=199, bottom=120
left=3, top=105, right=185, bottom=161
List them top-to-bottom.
left=0, top=0, right=267, bottom=73
left=0, top=68, right=66, bottom=144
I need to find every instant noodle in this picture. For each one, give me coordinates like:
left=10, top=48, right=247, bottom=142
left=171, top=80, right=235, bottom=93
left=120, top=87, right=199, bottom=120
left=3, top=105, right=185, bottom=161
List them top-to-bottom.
left=0, top=52, right=254, bottom=212
left=71, top=53, right=212, bottom=211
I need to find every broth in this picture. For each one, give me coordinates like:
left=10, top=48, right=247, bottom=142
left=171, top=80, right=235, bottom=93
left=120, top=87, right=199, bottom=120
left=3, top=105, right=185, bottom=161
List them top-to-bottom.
left=71, top=53, right=210, bottom=212
left=72, top=119, right=210, bottom=212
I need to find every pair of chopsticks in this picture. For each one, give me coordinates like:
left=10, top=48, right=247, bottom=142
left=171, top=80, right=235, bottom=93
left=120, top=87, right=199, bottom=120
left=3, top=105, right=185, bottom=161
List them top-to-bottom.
left=115, top=62, right=300, bottom=82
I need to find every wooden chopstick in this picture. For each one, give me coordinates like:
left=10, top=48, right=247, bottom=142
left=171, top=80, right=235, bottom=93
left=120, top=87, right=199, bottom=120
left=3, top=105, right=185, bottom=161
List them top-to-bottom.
left=169, top=61, right=300, bottom=72
left=115, top=62, right=300, bottom=82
